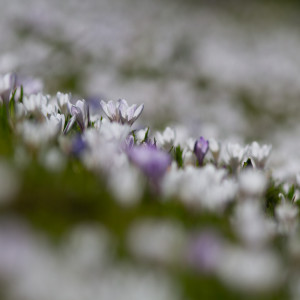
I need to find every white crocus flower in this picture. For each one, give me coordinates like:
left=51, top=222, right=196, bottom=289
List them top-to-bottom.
left=0, top=73, right=16, bottom=103
left=56, top=92, right=71, bottom=116
left=23, top=93, right=49, bottom=119
left=100, top=99, right=144, bottom=125
left=64, top=100, right=89, bottom=133
left=41, top=101, right=58, bottom=117
left=15, top=102, right=27, bottom=120
left=49, top=113, right=65, bottom=133
left=17, top=120, right=61, bottom=148
left=100, top=121, right=131, bottom=143
left=135, top=127, right=149, bottom=144
left=155, top=127, right=175, bottom=151
left=182, top=138, right=197, bottom=167
left=209, top=138, right=221, bottom=164
left=247, top=141, right=272, bottom=169
left=225, top=143, right=248, bottom=173
left=238, top=169, right=268, bottom=198
left=275, top=194, right=299, bottom=235
left=233, top=201, right=275, bottom=247
left=217, top=246, right=282, bottom=293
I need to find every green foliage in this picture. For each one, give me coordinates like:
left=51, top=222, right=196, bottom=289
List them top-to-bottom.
left=141, top=127, right=150, bottom=143
left=174, top=145, right=183, bottom=168
left=242, top=158, right=253, bottom=169
left=265, top=181, right=282, bottom=217
left=287, top=184, right=295, bottom=202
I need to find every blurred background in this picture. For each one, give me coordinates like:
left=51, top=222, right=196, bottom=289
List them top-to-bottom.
left=1, top=0, right=300, bottom=142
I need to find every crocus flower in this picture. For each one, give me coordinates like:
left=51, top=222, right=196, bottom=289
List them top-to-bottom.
left=0, top=73, right=16, bottom=104
left=56, top=92, right=71, bottom=116
left=23, top=93, right=49, bottom=119
left=100, top=99, right=144, bottom=125
left=64, top=100, right=89, bottom=133
left=49, top=113, right=65, bottom=133
left=155, top=127, right=175, bottom=151
left=71, top=134, right=87, bottom=156
left=124, top=135, right=134, bottom=151
left=194, top=137, right=209, bottom=166
left=209, top=138, right=221, bottom=164
left=247, top=141, right=272, bottom=169
left=225, top=142, right=248, bottom=173
left=128, top=145, right=171, bottom=184
left=275, top=194, right=299, bottom=234
left=187, top=230, right=223, bottom=273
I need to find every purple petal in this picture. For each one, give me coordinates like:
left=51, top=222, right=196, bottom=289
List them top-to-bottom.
left=194, top=136, right=209, bottom=166
left=128, top=145, right=171, bottom=180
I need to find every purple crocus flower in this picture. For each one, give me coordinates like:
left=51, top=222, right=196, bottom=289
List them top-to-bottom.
left=71, top=134, right=86, bottom=156
left=194, top=136, right=209, bottom=166
left=145, top=138, right=157, bottom=149
left=128, top=145, right=171, bottom=182
left=187, top=230, right=223, bottom=273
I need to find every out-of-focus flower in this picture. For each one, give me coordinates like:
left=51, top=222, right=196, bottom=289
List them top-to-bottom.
left=0, top=73, right=16, bottom=103
left=15, top=75, right=43, bottom=97
left=56, top=92, right=71, bottom=116
left=23, top=93, right=49, bottom=119
left=100, top=99, right=144, bottom=125
left=64, top=100, right=89, bottom=133
left=15, top=102, right=27, bottom=120
left=49, top=113, right=65, bottom=133
left=17, top=120, right=62, bottom=148
left=100, top=121, right=131, bottom=143
left=134, top=127, right=149, bottom=144
left=155, top=127, right=175, bottom=151
left=70, top=134, right=87, bottom=157
left=123, top=135, right=135, bottom=151
left=194, top=137, right=209, bottom=166
left=182, top=138, right=197, bottom=166
left=209, top=138, right=221, bottom=164
left=225, top=142, right=248, bottom=173
left=247, top=142, right=272, bottom=169
left=128, top=145, right=171, bottom=183
left=40, top=148, right=66, bottom=173
left=108, top=164, right=144, bottom=206
left=162, top=164, right=237, bottom=212
left=238, top=169, right=268, bottom=198
left=275, top=194, right=299, bottom=234
left=233, top=201, right=275, bottom=247
left=127, top=219, right=186, bottom=264
left=187, top=230, right=223, bottom=273
left=217, top=247, right=283, bottom=293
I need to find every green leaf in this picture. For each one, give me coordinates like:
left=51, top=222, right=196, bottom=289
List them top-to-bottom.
left=19, top=85, right=24, bottom=103
left=9, top=88, right=17, bottom=103
left=9, top=93, right=16, bottom=121
left=141, top=127, right=149, bottom=143
left=131, top=130, right=137, bottom=144
left=174, top=145, right=183, bottom=168
left=265, top=181, right=283, bottom=216
left=287, top=184, right=295, bottom=202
